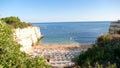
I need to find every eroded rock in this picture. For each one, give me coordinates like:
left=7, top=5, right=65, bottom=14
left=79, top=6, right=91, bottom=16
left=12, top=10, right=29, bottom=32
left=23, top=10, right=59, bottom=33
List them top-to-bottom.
left=14, top=26, right=43, bottom=53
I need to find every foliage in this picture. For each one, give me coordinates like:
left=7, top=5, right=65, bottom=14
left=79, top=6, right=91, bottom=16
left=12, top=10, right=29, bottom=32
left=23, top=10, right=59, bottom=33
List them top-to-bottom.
left=1, top=16, right=32, bottom=28
left=1, top=16, right=20, bottom=24
left=0, top=20, right=51, bottom=68
left=117, top=30, right=120, bottom=34
left=78, top=34, right=120, bottom=68
left=96, top=34, right=112, bottom=46
left=74, top=63, right=116, bottom=68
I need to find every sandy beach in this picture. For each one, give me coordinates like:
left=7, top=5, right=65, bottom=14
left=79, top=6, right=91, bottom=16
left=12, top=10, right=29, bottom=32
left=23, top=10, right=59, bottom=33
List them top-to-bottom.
left=28, top=43, right=92, bottom=67
left=33, top=43, right=92, bottom=50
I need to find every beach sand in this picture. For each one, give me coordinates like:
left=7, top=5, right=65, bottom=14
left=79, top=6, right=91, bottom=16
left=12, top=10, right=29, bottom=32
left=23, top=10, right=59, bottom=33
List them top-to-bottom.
left=27, top=43, right=92, bottom=55
left=28, top=43, right=93, bottom=67
left=33, top=43, right=92, bottom=50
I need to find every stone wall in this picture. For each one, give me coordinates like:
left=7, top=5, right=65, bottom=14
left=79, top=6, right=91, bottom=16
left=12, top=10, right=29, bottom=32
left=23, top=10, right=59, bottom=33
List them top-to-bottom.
left=14, top=26, right=43, bottom=53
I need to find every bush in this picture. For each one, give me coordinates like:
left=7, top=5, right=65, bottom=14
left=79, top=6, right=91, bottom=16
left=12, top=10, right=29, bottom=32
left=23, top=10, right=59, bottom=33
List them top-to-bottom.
left=1, top=16, right=32, bottom=28
left=1, top=16, right=20, bottom=24
left=0, top=20, right=51, bottom=68
left=117, top=30, right=120, bottom=34
left=78, top=34, right=120, bottom=68
left=97, top=34, right=112, bottom=46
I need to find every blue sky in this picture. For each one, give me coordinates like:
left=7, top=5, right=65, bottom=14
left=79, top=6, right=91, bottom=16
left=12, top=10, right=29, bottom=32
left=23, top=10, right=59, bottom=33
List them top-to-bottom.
left=0, top=0, right=120, bottom=22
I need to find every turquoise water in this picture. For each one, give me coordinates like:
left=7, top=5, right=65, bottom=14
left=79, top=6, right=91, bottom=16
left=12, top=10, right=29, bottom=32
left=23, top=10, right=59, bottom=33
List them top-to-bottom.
left=33, top=22, right=111, bottom=44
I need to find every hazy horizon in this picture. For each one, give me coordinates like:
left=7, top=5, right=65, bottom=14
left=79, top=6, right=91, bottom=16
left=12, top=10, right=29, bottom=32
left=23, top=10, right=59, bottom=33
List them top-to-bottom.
left=0, top=0, right=120, bottom=22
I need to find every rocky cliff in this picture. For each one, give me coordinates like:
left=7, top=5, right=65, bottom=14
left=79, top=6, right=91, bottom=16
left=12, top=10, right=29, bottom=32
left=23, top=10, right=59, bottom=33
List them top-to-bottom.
left=109, top=20, right=120, bottom=34
left=14, top=26, right=43, bottom=53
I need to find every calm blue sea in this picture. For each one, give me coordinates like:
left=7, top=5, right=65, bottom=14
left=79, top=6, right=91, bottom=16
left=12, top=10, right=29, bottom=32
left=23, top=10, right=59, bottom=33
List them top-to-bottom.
left=32, top=22, right=111, bottom=44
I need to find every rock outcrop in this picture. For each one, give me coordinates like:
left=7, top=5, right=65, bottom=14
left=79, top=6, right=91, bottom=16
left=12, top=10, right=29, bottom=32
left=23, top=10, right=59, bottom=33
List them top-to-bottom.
left=109, top=20, right=120, bottom=34
left=14, top=26, right=43, bottom=53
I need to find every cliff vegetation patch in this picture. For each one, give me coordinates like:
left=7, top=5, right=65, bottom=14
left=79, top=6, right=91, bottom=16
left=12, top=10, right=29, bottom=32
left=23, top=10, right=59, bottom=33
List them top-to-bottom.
left=0, top=17, right=51, bottom=68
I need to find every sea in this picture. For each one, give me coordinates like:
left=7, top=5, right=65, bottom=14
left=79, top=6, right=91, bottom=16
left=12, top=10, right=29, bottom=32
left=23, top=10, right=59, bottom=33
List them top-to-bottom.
left=32, top=21, right=111, bottom=44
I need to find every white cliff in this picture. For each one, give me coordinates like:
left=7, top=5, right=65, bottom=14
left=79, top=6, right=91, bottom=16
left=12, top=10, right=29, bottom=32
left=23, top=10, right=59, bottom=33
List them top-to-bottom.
left=14, top=26, right=43, bottom=53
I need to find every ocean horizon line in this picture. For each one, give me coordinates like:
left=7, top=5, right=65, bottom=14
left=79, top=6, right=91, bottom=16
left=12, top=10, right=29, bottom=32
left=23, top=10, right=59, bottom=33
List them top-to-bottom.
left=32, top=21, right=114, bottom=23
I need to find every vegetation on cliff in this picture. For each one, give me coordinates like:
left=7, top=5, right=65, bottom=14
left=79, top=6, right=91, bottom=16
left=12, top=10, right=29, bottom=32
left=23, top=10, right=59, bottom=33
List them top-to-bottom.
left=1, top=16, right=32, bottom=28
left=0, top=18, right=51, bottom=68
left=78, top=34, right=120, bottom=68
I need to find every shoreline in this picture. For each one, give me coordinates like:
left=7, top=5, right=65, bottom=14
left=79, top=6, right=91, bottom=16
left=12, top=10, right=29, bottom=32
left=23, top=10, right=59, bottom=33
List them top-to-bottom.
left=28, top=43, right=93, bottom=67
left=30, top=43, right=93, bottom=67
left=33, top=43, right=93, bottom=50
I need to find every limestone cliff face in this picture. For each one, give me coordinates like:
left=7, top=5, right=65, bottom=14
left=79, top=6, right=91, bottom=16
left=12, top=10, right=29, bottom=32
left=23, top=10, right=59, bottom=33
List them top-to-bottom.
left=109, top=20, right=120, bottom=34
left=14, top=26, right=43, bottom=52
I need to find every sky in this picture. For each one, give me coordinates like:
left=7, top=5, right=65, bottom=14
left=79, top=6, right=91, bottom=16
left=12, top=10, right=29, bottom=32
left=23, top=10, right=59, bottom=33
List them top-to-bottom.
left=0, top=0, right=120, bottom=22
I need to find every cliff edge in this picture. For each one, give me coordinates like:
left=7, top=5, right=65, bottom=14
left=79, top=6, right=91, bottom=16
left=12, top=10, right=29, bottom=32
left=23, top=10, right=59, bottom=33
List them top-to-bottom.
left=109, top=20, right=120, bottom=34
left=14, top=26, right=43, bottom=53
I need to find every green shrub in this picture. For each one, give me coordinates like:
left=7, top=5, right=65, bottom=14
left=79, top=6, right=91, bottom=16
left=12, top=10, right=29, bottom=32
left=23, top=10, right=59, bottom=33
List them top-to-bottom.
left=1, top=16, right=32, bottom=28
left=1, top=16, right=20, bottom=24
left=0, top=20, right=51, bottom=68
left=97, top=34, right=112, bottom=46
left=78, top=36, right=120, bottom=68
